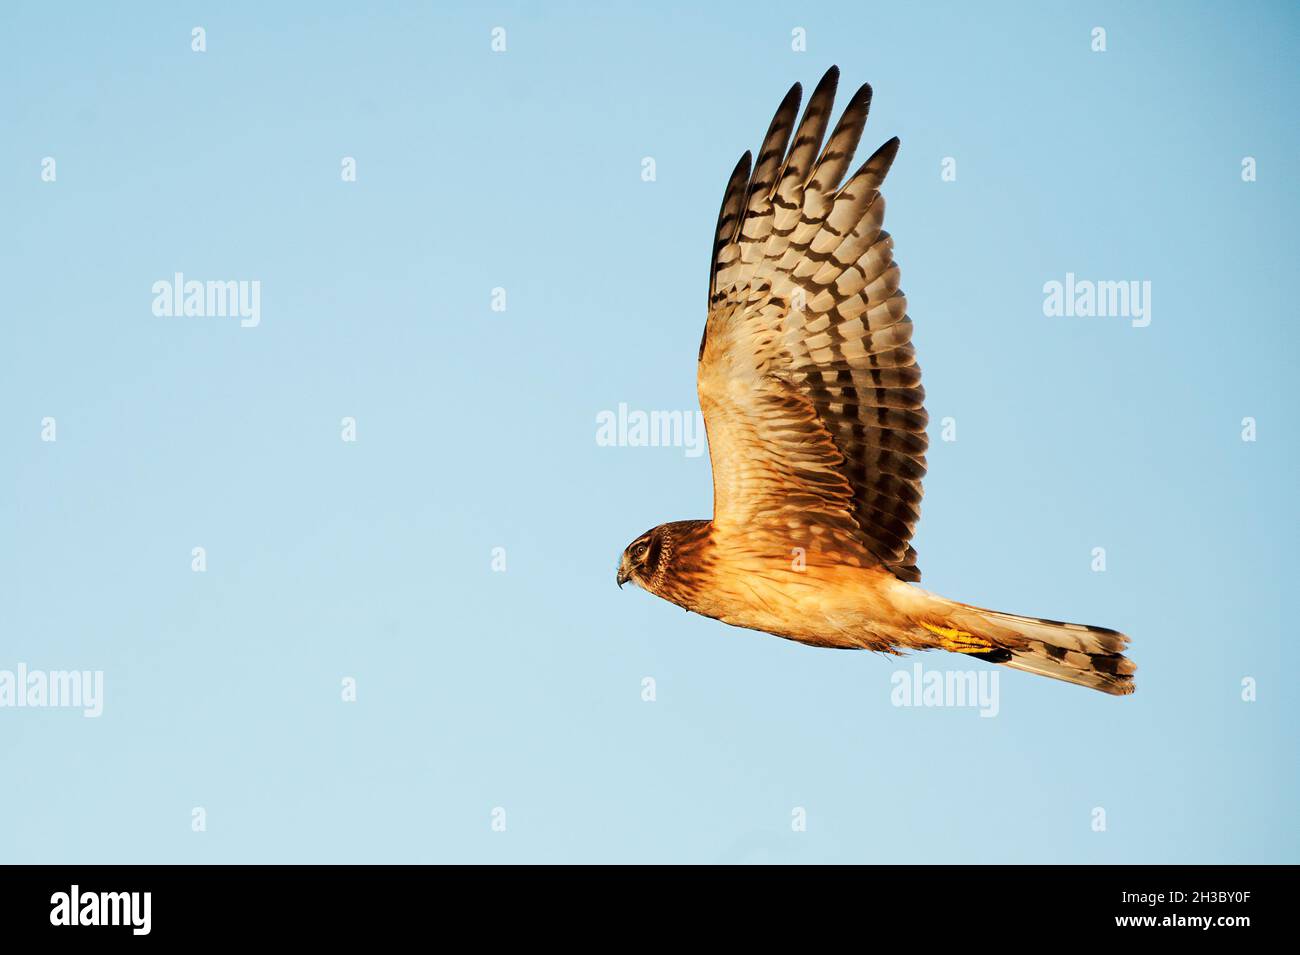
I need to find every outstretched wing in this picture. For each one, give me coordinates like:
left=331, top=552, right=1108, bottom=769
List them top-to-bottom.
left=698, top=66, right=927, bottom=581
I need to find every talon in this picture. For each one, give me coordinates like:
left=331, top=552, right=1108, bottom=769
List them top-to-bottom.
left=919, top=620, right=995, bottom=654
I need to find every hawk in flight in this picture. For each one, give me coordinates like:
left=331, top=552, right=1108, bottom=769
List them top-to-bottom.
left=617, top=67, right=1135, bottom=695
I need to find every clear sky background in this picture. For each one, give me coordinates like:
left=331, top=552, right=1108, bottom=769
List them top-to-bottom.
left=2, top=1, right=1296, bottom=863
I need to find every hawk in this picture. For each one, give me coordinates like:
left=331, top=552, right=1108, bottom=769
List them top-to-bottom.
left=616, top=67, right=1135, bottom=695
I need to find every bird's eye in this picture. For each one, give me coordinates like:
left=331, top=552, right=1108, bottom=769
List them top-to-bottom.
left=633, top=543, right=648, bottom=560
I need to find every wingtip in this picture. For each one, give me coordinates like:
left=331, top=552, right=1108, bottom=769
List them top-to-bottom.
left=813, top=65, right=840, bottom=97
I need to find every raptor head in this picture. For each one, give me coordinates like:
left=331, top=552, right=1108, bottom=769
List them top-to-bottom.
left=616, top=526, right=667, bottom=592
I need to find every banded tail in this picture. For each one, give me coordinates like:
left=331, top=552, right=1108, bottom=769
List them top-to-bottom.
left=920, top=602, right=1136, bottom=695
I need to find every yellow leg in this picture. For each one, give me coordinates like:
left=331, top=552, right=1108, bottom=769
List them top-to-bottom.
left=919, top=620, right=996, bottom=654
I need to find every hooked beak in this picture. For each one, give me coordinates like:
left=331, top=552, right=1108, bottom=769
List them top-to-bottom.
left=616, top=563, right=632, bottom=589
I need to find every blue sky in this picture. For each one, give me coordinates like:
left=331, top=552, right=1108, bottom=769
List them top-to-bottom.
left=2, top=1, right=1296, bottom=863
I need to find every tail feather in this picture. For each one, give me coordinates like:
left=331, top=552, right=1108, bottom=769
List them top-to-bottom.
left=930, top=604, right=1136, bottom=696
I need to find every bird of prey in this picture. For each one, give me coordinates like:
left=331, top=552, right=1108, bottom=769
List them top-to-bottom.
left=616, top=67, right=1135, bottom=695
